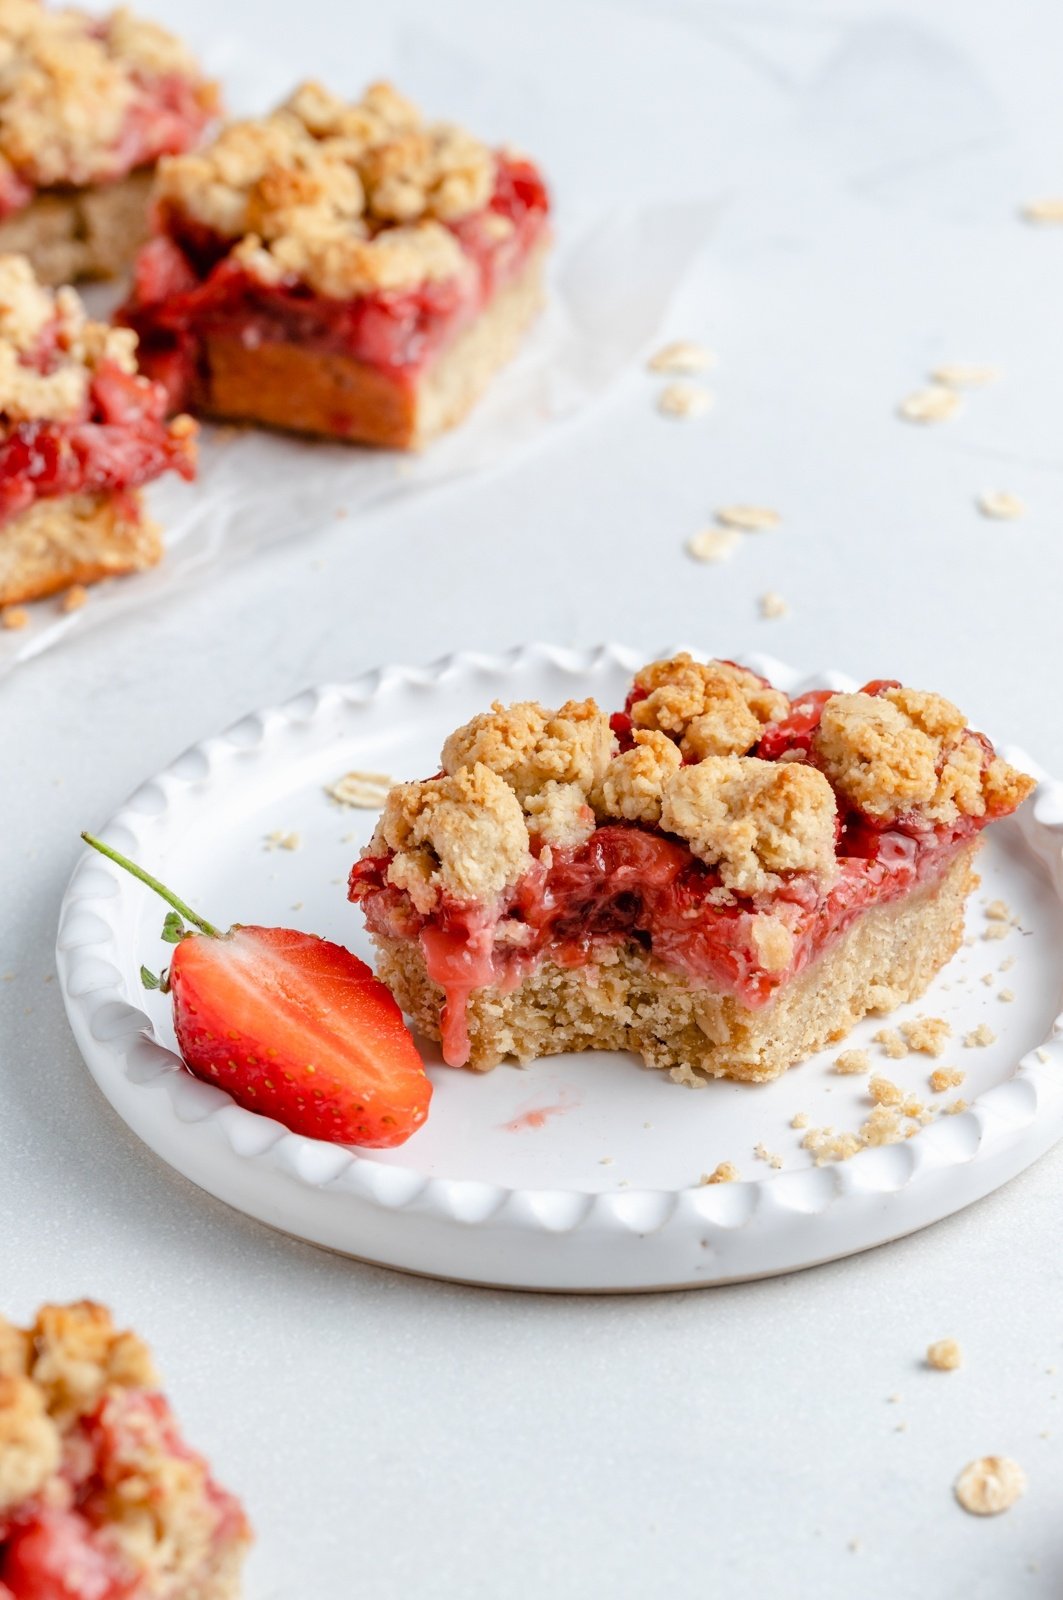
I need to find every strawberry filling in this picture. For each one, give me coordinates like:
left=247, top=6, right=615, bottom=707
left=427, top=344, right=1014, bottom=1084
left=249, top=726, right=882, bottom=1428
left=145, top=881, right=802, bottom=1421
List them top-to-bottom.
left=119, top=155, right=550, bottom=410
left=0, top=356, right=195, bottom=525
left=349, top=677, right=1013, bottom=1068
left=0, top=1390, right=247, bottom=1599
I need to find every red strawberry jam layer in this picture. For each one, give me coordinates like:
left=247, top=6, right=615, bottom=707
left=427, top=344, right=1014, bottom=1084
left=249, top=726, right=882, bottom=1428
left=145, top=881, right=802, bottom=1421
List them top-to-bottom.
left=0, top=70, right=216, bottom=223
left=120, top=155, right=550, bottom=411
left=0, top=359, right=195, bottom=525
left=351, top=811, right=983, bottom=1068
left=0, top=1389, right=247, bottom=1599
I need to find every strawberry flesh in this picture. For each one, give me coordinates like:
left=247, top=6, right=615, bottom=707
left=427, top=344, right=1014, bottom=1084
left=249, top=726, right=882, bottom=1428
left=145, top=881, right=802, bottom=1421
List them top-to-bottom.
left=168, top=926, right=430, bottom=1147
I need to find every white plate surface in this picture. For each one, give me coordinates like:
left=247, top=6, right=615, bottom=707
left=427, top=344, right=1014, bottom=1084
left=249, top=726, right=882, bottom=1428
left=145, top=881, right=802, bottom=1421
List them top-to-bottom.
left=56, top=645, right=1063, bottom=1291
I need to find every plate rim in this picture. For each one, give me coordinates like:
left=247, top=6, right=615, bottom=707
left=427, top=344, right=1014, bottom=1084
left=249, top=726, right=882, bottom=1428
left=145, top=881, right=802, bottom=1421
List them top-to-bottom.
left=55, top=641, right=1063, bottom=1250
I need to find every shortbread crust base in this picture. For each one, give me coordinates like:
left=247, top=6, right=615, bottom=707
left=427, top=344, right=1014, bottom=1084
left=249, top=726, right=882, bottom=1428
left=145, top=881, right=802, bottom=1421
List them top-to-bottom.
left=0, top=170, right=154, bottom=285
left=192, top=241, right=548, bottom=448
left=0, top=490, right=161, bottom=605
left=370, top=843, right=979, bottom=1083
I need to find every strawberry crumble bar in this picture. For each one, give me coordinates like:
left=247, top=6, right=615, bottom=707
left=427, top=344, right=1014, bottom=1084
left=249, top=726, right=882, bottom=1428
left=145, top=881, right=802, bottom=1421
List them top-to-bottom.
left=0, top=0, right=218, bottom=284
left=118, top=80, right=551, bottom=447
left=0, top=254, right=196, bottom=605
left=349, top=655, right=1035, bottom=1082
left=0, top=1300, right=249, bottom=1597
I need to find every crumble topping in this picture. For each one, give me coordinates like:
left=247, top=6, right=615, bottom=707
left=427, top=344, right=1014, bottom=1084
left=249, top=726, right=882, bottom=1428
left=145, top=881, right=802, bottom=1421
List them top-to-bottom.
left=0, top=0, right=210, bottom=193
left=156, top=80, right=496, bottom=299
left=0, top=253, right=139, bottom=422
left=898, top=385, right=961, bottom=423
left=758, top=591, right=789, bottom=619
left=631, top=654, right=788, bottom=757
left=814, top=687, right=1034, bottom=826
left=442, top=698, right=614, bottom=801
left=594, top=729, right=681, bottom=826
left=660, top=756, right=837, bottom=895
left=372, top=763, right=531, bottom=912
left=523, top=780, right=596, bottom=850
left=749, top=913, right=794, bottom=972
left=900, top=1015, right=950, bottom=1057
left=964, top=1023, right=996, bottom=1047
left=834, top=1049, right=870, bottom=1075
left=929, top=1066, right=964, bottom=1092
left=700, top=1161, right=738, bottom=1184
left=0, top=1300, right=248, bottom=1583
left=927, top=1337, right=962, bottom=1371
left=954, top=1456, right=1026, bottom=1516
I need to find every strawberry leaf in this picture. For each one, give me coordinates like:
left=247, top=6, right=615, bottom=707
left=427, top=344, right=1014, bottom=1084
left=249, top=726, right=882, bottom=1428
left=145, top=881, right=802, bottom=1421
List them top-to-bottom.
left=161, top=911, right=187, bottom=944
left=140, top=965, right=161, bottom=989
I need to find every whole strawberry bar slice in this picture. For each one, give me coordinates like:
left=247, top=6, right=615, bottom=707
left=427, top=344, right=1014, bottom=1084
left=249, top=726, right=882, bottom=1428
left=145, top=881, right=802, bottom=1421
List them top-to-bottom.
left=0, top=0, right=219, bottom=285
left=118, top=80, right=550, bottom=448
left=0, top=254, right=196, bottom=607
left=348, top=655, right=1036, bottom=1084
left=82, top=833, right=432, bottom=1146
left=0, top=1300, right=250, bottom=1597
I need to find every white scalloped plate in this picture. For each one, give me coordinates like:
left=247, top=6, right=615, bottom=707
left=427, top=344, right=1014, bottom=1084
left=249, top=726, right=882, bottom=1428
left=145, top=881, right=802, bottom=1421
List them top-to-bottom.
left=57, top=645, right=1063, bottom=1291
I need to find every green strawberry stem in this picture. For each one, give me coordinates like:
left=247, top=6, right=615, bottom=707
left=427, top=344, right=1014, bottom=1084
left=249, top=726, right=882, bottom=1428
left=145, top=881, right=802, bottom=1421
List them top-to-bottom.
left=80, top=832, right=222, bottom=939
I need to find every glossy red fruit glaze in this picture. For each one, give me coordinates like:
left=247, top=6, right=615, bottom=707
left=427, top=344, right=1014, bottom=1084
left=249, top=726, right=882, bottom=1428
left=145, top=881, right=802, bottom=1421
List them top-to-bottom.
left=120, top=155, right=550, bottom=406
left=0, top=361, right=195, bottom=524
left=168, top=925, right=431, bottom=1146
left=0, top=1510, right=132, bottom=1600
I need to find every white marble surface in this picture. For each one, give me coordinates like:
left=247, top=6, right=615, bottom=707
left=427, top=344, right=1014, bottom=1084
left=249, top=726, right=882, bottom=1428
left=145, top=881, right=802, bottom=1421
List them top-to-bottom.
left=2, top=0, right=1063, bottom=1594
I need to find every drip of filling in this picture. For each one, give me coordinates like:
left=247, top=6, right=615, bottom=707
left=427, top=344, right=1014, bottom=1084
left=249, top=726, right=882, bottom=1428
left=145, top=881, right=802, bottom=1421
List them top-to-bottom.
left=120, top=155, right=550, bottom=409
left=0, top=359, right=195, bottom=524
left=350, top=684, right=1008, bottom=1067
left=0, top=1389, right=247, bottom=1599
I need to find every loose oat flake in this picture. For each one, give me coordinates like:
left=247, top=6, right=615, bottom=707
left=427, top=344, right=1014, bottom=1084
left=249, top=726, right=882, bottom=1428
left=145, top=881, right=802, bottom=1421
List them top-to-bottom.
left=1022, top=198, right=1063, bottom=224
left=647, top=339, right=715, bottom=374
left=931, top=363, right=1001, bottom=389
left=658, top=382, right=713, bottom=418
left=898, top=386, right=962, bottom=424
left=977, top=491, right=1026, bottom=521
left=715, top=504, right=781, bottom=532
left=686, top=526, right=741, bottom=564
left=325, top=770, right=394, bottom=809
left=263, top=830, right=301, bottom=852
left=954, top=1456, right=1026, bottom=1516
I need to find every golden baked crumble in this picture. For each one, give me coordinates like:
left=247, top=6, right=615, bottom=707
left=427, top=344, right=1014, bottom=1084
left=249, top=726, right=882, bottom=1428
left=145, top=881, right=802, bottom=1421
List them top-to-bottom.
left=0, top=0, right=210, bottom=191
left=155, top=79, right=497, bottom=299
left=0, top=252, right=139, bottom=421
left=631, top=653, right=788, bottom=757
left=814, top=686, right=1035, bottom=825
left=442, top=698, right=616, bottom=805
left=593, top=728, right=681, bottom=825
left=660, top=755, right=837, bottom=894
left=372, top=763, right=532, bottom=911
left=522, top=780, right=596, bottom=850
left=0, top=1300, right=249, bottom=1586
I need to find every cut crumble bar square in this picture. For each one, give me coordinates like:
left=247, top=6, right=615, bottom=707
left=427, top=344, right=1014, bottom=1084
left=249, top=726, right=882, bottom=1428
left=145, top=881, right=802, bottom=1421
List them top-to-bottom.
left=0, top=0, right=218, bottom=284
left=118, top=81, right=551, bottom=449
left=0, top=255, right=196, bottom=605
left=348, top=654, right=1034, bottom=1083
left=0, top=1300, right=249, bottom=1596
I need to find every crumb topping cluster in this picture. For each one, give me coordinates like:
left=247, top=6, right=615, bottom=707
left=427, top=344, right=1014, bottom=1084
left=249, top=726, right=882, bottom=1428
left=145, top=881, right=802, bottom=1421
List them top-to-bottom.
left=0, top=0, right=212, bottom=194
left=156, top=79, right=497, bottom=299
left=0, top=252, right=138, bottom=421
left=362, top=655, right=1034, bottom=919
left=814, top=686, right=1031, bottom=826
left=0, top=1300, right=244, bottom=1583
left=0, top=1300, right=156, bottom=1511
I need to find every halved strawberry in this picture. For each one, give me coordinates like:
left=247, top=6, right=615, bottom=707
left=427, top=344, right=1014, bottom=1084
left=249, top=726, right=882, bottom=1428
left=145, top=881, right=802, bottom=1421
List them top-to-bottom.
left=81, top=834, right=431, bottom=1148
